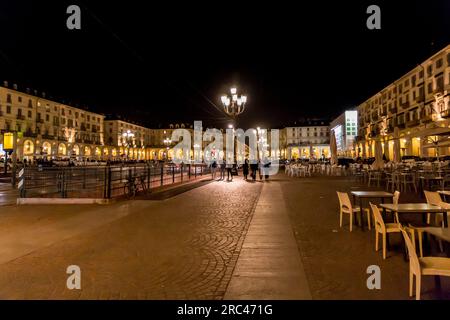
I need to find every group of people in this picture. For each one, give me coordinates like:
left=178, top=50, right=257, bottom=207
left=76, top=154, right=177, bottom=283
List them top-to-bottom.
left=210, top=159, right=271, bottom=182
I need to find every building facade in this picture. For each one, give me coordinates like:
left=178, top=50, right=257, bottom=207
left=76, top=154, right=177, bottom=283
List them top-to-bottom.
left=356, top=44, right=450, bottom=160
left=0, top=82, right=105, bottom=161
left=0, top=83, right=328, bottom=162
left=330, top=110, right=358, bottom=157
left=285, top=119, right=331, bottom=160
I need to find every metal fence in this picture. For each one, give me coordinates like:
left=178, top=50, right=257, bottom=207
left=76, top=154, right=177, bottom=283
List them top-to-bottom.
left=18, top=163, right=211, bottom=198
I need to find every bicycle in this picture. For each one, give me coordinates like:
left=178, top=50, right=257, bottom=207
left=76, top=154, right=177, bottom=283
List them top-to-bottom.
left=123, top=175, right=148, bottom=199
left=124, top=177, right=138, bottom=199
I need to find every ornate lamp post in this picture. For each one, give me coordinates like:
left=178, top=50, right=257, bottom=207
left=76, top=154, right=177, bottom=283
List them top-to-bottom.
left=221, top=87, right=247, bottom=119
left=122, top=130, right=134, bottom=159
left=163, top=137, right=172, bottom=160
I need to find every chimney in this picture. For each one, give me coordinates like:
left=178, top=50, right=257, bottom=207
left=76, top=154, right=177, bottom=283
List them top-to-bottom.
left=3, top=81, right=8, bottom=87
left=13, top=83, right=18, bottom=90
left=26, top=88, right=30, bottom=94
left=42, top=92, right=46, bottom=98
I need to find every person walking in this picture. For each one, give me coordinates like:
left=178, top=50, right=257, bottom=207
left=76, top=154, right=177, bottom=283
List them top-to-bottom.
left=263, top=158, right=271, bottom=180
left=243, top=159, right=249, bottom=180
left=211, top=160, right=217, bottom=180
left=220, top=160, right=226, bottom=180
left=258, top=160, right=263, bottom=180
left=226, top=161, right=233, bottom=181
left=250, top=161, right=258, bottom=181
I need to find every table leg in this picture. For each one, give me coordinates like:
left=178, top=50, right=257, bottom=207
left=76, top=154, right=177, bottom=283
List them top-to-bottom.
left=381, top=197, right=387, bottom=221
left=360, top=198, right=364, bottom=230
left=444, top=211, right=448, bottom=228
left=386, top=233, right=390, bottom=249
left=401, top=233, right=408, bottom=261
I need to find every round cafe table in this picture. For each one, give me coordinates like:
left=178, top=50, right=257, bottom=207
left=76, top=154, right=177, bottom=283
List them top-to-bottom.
left=350, top=191, right=394, bottom=231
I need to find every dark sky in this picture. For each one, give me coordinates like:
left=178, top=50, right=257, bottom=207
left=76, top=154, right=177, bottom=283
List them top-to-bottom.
left=0, top=0, right=449, bottom=129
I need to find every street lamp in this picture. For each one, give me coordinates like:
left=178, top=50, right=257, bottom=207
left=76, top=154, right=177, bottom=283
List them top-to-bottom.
left=221, top=87, right=247, bottom=119
left=122, top=130, right=134, bottom=147
left=163, top=138, right=172, bottom=160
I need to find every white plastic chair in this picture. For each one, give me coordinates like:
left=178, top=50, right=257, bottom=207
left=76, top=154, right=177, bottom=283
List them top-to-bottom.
left=337, top=192, right=371, bottom=232
left=370, top=203, right=401, bottom=259
left=400, top=226, right=450, bottom=300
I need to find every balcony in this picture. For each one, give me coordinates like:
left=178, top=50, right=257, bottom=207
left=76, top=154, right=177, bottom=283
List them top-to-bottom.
left=433, top=88, right=444, bottom=95
left=416, top=95, right=425, bottom=103
left=400, top=101, right=410, bottom=109
left=389, top=106, right=398, bottom=114
left=380, top=107, right=388, bottom=116
left=441, top=109, right=450, bottom=118
left=16, top=115, right=25, bottom=120
left=421, top=115, right=433, bottom=124
left=36, top=118, right=44, bottom=124
left=406, top=118, right=420, bottom=127
left=397, top=122, right=406, bottom=129
left=386, top=124, right=394, bottom=133
left=24, top=131, right=38, bottom=138
left=41, top=134, right=54, bottom=140
left=58, top=136, right=68, bottom=142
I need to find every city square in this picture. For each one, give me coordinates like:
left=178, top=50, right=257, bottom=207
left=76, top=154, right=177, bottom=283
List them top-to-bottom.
left=0, top=0, right=449, bottom=309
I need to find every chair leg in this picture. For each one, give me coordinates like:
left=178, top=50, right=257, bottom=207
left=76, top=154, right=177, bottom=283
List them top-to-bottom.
left=366, top=209, right=371, bottom=230
left=339, top=210, right=343, bottom=227
left=349, top=213, right=353, bottom=232
left=375, top=231, right=379, bottom=251
left=418, top=231, right=423, bottom=258
left=382, top=233, right=387, bottom=259
left=438, top=239, right=444, bottom=253
left=409, top=272, right=414, bottom=297
left=416, top=275, right=421, bottom=300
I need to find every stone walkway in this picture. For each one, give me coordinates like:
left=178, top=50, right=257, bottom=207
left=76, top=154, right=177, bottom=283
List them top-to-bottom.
left=0, top=179, right=262, bottom=299
left=225, top=181, right=311, bottom=299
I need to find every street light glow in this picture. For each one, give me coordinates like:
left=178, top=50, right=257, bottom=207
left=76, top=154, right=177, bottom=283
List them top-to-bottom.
left=221, top=86, right=247, bottom=118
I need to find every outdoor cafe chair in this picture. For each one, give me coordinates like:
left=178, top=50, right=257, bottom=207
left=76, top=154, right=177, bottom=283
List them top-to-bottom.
left=367, top=170, right=382, bottom=187
left=385, top=172, right=397, bottom=192
left=399, top=172, right=417, bottom=193
left=385, top=190, right=401, bottom=223
left=407, top=191, right=447, bottom=257
left=424, top=191, right=445, bottom=226
left=337, top=192, right=371, bottom=232
left=370, top=203, right=402, bottom=259
left=400, top=226, right=450, bottom=300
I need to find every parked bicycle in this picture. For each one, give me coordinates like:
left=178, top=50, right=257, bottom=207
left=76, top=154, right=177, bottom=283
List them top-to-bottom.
left=124, top=175, right=147, bottom=199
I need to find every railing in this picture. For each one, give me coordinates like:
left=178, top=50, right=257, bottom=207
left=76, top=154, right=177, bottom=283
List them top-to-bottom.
left=406, top=119, right=420, bottom=127
left=18, top=163, right=211, bottom=199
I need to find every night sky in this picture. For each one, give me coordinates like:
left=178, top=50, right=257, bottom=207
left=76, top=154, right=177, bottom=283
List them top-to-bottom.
left=0, top=0, right=449, bottom=129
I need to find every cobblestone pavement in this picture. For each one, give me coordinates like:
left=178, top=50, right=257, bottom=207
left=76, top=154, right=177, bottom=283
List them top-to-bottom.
left=281, top=175, right=450, bottom=300
left=0, top=178, right=262, bottom=299
left=0, top=182, right=18, bottom=206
